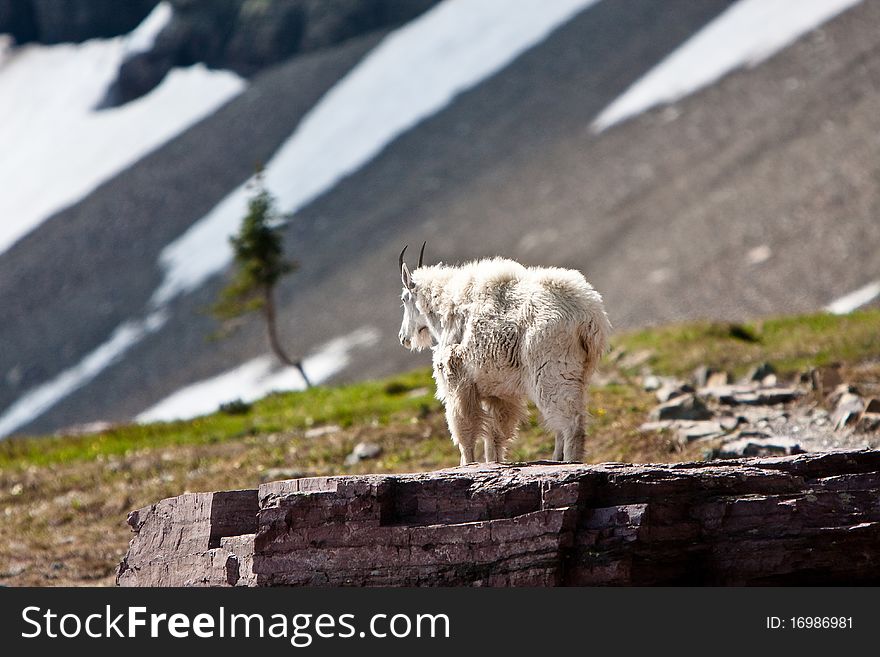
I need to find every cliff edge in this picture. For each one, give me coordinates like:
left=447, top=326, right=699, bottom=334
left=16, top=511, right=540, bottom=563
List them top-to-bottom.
left=117, top=450, right=880, bottom=586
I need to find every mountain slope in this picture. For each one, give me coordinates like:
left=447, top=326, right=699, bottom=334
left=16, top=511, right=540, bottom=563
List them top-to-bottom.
left=2, top=0, right=879, bottom=435
left=0, top=33, right=385, bottom=431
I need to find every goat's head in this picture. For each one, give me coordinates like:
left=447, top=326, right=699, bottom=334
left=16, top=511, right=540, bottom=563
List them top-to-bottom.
left=398, top=241, right=433, bottom=351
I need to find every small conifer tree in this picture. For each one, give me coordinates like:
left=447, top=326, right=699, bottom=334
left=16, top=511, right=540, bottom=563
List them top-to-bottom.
left=212, top=168, right=311, bottom=387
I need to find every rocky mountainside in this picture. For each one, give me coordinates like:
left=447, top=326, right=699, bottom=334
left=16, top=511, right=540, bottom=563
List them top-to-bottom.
left=0, top=0, right=157, bottom=44
left=0, top=0, right=439, bottom=104
left=1, top=0, right=879, bottom=436
left=107, top=0, right=439, bottom=104
left=635, top=362, right=880, bottom=458
left=117, top=450, right=880, bottom=586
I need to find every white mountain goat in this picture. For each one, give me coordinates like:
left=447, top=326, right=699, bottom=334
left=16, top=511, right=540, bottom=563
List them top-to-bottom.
left=398, top=243, right=611, bottom=464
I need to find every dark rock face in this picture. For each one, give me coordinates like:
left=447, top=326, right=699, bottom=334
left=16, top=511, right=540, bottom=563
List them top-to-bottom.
left=0, top=0, right=160, bottom=44
left=0, top=0, right=38, bottom=43
left=1, top=0, right=439, bottom=104
left=109, top=0, right=440, bottom=104
left=223, top=0, right=306, bottom=75
left=118, top=450, right=880, bottom=586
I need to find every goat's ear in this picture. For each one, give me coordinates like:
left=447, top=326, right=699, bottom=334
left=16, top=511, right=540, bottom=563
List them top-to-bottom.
left=401, top=262, right=414, bottom=290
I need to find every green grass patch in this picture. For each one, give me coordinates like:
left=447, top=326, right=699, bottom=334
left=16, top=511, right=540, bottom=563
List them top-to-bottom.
left=613, top=308, right=880, bottom=378
left=1, top=309, right=877, bottom=471
left=0, top=368, right=439, bottom=470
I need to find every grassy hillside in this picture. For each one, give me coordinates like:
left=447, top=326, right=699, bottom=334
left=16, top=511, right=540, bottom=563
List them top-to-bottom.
left=1, top=309, right=878, bottom=585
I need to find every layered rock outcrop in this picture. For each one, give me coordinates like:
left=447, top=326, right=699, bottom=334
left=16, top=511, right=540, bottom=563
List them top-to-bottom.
left=118, top=450, right=880, bottom=586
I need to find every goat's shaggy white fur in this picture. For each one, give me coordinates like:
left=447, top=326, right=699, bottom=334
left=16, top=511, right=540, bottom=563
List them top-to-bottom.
left=399, top=257, right=611, bottom=464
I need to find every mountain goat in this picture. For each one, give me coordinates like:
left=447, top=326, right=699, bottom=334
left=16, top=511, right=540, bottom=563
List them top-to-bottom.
left=398, top=243, right=611, bottom=464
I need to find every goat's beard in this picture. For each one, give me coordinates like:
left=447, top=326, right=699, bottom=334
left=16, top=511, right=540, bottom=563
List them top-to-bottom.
left=412, top=325, right=434, bottom=351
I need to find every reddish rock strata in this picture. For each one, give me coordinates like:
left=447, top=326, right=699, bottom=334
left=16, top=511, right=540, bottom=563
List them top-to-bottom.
left=117, top=450, right=880, bottom=586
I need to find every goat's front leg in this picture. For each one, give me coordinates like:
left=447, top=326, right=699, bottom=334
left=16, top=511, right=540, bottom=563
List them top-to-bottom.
left=444, top=384, right=484, bottom=466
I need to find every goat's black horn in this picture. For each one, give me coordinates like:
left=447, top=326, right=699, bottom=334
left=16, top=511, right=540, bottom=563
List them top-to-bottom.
left=417, top=241, right=426, bottom=269
left=399, top=245, right=409, bottom=273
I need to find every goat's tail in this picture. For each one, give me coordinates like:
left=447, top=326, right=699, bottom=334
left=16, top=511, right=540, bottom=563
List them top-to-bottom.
left=579, top=312, right=612, bottom=383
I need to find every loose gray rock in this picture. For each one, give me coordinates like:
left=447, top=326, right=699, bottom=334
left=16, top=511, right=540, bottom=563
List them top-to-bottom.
left=746, top=362, right=776, bottom=382
left=692, top=365, right=717, bottom=388
left=705, top=371, right=730, bottom=387
left=642, top=374, right=662, bottom=391
left=655, top=381, right=695, bottom=403
left=700, top=384, right=800, bottom=406
left=827, top=384, right=861, bottom=407
left=730, top=387, right=801, bottom=406
left=832, top=393, right=864, bottom=430
left=649, top=394, right=713, bottom=421
left=810, top=409, right=830, bottom=428
left=855, top=413, right=880, bottom=434
left=677, top=421, right=725, bottom=443
left=304, top=425, right=341, bottom=439
left=736, top=429, right=772, bottom=439
left=713, top=435, right=804, bottom=459
left=344, top=441, right=382, bottom=465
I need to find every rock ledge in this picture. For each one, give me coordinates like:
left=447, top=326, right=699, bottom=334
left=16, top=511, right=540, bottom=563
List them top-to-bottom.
left=117, top=450, right=880, bottom=586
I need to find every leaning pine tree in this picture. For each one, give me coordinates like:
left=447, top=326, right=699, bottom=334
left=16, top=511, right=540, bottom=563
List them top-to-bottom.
left=212, top=169, right=311, bottom=388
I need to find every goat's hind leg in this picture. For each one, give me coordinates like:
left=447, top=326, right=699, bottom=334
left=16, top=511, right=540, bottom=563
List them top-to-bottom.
left=538, top=380, right=588, bottom=462
left=483, top=397, right=528, bottom=463
left=547, top=413, right=586, bottom=462
left=558, top=417, right=587, bottom=462
left=482, top=432, right=497, bottom=463
left=553, top=434, right=564, bottom=462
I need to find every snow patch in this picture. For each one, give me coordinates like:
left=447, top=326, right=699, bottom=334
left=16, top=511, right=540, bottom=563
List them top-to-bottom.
left=1, top=0, right=596, bottom=431
left=152, top=0, right=599, bottom=305
left=592, top=0, right=862, bottom=132
left=123, top=1, right=173, bottom=58
left=0, top=6, right=243, bottom=255
left=746, top=245, right=772, bottom=265
left=825, top=281, right=880, bottom=315
left=0, top=311, right=168, bottom=439
left=136, top=327, right=380, bottom=423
